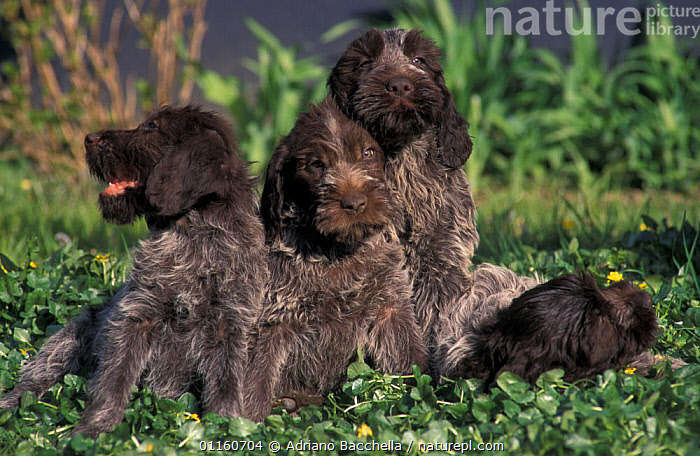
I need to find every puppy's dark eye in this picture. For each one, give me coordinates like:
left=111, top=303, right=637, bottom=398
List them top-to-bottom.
left=412, top=57, right=426, bottom=66
left=141, top=121, right=158, bottom=131
left=362, top=148, right=376, bottom=160
left=309, top=159, right=325, bottom=169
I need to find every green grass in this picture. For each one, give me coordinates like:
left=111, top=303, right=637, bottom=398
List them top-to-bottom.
left=2, top=155, right=698, bottom=266
left=0, top=161, right=147, bottom=263
left=473, top=179, right=700, bottom=267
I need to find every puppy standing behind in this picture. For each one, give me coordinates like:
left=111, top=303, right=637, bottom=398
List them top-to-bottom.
left=328, top=29, right=478, bottom=356
left=243, top=100, right=428, bottom=422
left=0, top=106, right=267, bottom=436
left=441, top=274, right=658, bottom=386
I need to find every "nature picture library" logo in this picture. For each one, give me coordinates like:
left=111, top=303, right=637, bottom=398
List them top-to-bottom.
left=486, top=1, right=700, bottom=38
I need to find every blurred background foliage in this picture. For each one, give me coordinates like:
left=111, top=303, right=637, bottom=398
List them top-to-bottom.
left=0, top=0, right=698, bottom=261
left=0, top=0, right=206, bottom=173
left=194, top=0, right=700, bottom=193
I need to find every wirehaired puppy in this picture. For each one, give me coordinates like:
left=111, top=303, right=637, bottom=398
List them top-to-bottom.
left=328, top=29, right=478, bottom=354
left=243, top=100, right=428, bottom=422
left=0, top=106, right=267, bottom=436
left=439, top=274, right=658, bottom=386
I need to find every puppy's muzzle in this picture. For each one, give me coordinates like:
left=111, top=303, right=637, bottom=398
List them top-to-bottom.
left=386, top=77, right=413, bottom=98
left=340, top=193, right=367, bottom=215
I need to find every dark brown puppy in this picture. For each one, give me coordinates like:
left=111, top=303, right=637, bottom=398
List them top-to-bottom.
left=328, top=29, right=478, bottom=356
left=243, top=100, right=428, bottom=422
left=0, top=106, right=267, bottom=437
left=440, top=274, right=658, bottom=386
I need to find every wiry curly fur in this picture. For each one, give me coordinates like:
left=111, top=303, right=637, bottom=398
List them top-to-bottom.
left=328, top=29, right=478, bottom=357
left=243, top=100, right=428, bottom=422
left=0, top=106, right=267, bottom=437
left=436, top=264, right=539, bottom=377
left=440, top=273, right=658, bottom=386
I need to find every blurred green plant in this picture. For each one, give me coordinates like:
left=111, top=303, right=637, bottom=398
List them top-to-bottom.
left=0, top=0, right=207, bottom=174
left=1, top=0, right=697, bottom=192
left=192, top=0, right=700, bottom=192
left=387, top=0, right=700, bottom=192
left=530, top=3, right=700, bottom=192
left=195, top=18, right=327, bottom=176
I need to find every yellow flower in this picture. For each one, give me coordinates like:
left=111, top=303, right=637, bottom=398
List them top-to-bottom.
left=20, top=179, right=32, bottom=191
left=562, top=219, right=574, bottom=230
left=640, top=223, right=650, bottom=231
left=93, top=253, right=110, bottom=263
left=29, top=261, right=37, bottom=268
left=1, top=263, right=7, bottom=274
left=607, top=271, right=624, bottom=282
left=633, top=281, right=648, bottom=290
left=19, top=347, right=36, bottom=358
left=624, top=366, right=636, bottom=375
left=182, top=412, right=200, bottom=423
left=357, top=423, right=373, bottom=437
left=145, top=444, right=153, bottom=452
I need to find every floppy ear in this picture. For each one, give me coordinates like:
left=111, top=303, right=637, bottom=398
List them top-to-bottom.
left=327, top=29, right=384, bottom=112
left=327, top=61, right=351, bottom=110
left=435, top=76, right=473, bottom=169
left=194, top=110, right=239, bottom=154
left=145, top=134, right=230, bottom=217
left=260, top=141, right=289, bottom=239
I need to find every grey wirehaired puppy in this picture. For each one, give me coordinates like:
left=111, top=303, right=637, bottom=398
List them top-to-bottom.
left=327, top=28, right=478, bottom=357
left=243, top=99, right=428, bottom=422
left=0, top=106, right=267, bottom=437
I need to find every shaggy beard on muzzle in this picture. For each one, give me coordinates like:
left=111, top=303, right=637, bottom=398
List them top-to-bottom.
left=349, top=75, right=443, bottom=144
left=85, top=133, right=159, bottom=225
left=313, top=178, right=392, bottom=247
left=97, top=190, right=149, bottom=225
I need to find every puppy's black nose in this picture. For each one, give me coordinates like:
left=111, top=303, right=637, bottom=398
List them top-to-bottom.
left=386, top=78, right=413, bottom=97
left=85, top=132, right=101, bottom=148
left=341, top=194, right=367, bottom=215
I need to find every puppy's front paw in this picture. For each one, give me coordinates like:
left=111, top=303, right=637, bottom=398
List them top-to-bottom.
left=273, top=391, right=324, bottom=414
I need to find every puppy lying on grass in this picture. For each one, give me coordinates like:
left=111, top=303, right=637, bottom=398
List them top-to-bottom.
left=243, top=99, right=428, bottom=422
left=0, top=106, right=267, bottom=436
left=440, top=273, right=659, bottom=386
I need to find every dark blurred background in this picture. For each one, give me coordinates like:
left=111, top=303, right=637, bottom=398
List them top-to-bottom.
left=107, top=0, right=700, bottom=88
left=3, top=1, right=698, bottom=89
